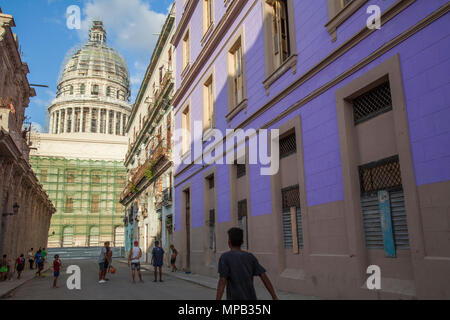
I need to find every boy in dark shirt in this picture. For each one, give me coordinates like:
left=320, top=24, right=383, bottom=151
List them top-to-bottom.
left=216, top=227, right=278, bottom=300
left=151, top=241, right=165, bottom=282
left=52, top=255, right=62, bottom=288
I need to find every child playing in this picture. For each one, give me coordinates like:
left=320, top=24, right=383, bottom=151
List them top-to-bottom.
left=170, top=244, right=178, bottom=272
left=15, top=254, right=25, bottom=279
left=52, top=255, right=61, bottom=288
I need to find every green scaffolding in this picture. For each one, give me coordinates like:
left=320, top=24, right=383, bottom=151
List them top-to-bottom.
left=29, top=156, right=126, bottom=248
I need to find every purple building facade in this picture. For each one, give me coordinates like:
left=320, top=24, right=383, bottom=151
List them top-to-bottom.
left=171, top=0, right=450, bottom=299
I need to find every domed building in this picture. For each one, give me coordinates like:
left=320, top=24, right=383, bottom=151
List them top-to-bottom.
left=30, top=21, right=130, bottom=249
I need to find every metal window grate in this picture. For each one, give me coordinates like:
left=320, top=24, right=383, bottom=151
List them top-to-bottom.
left=353, top=82, right=392, bottom=124
left=279, top=131, right=297, bottom=159
left=359, top=156, right=402, bottom=194
left=236, top=164, right=246, bottom=178
left=207, top=175, right=214, bottom=189
left=281, top=185, right=300, bottom=210
left=281, top=185, right=303, bottom=249
left=238, top=199, right=247, bottom=218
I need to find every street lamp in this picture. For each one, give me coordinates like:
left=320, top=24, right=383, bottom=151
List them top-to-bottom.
left=2, top=202, right=19, bottom=217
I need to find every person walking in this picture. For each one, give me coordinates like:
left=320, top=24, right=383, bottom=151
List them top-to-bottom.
left=216, top=227, right=278, bottom=300
left=128, top=240, right=143, bottom=283
left=98, top=241, right=111, bottom=284
left=151, top=241, right=164, bottom=282
left=170, top=244, right=178, bottom=272
left=27, top=248, right=34, bottom=270
left=41, top=248, right=47, bottom=264
left=34, top=249, right=41, bottom=270
left=35, top=253, right=44, bottom=277
left=0, top=254, right=9, bottom=281
left=15, top=254, right=26, bottom=279
left=52, top=254, right=62, bottom=288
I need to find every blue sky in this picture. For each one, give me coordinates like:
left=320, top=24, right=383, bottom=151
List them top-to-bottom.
left=0, top=0, right=174, bottom=132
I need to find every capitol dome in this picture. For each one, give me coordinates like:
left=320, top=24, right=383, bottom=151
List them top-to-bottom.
left=48, top=21, right=131, bottom=137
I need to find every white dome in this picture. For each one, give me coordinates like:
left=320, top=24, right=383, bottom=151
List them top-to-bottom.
left=48, top=21, right=131, bottom=137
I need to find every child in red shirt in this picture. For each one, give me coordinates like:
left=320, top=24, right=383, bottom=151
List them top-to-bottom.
left=52, top=255, right=62, bottom=288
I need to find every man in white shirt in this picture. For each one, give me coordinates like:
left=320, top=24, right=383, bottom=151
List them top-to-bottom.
left=128, top=240, right=143, bottom=283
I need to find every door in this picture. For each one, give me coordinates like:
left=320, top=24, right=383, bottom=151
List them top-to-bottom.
left=185, top=189, right=191, bottom=271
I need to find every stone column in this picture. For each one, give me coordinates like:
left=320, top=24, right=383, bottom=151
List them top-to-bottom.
left=81, top=107, right=85, bottom=133
left=63, top=108, right=68, bottom=133
left=58, top=110, right=62, bottom=134
left=0, top=159, right=13, bottom=255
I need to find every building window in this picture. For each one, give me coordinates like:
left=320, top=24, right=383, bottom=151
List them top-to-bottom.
left=203, top=0, right=214, bottom=34
left=261, top=0, right=297, bottom=93
left=325, top=0, right=368, bottom=42
left=182, top=30, right=190, bottom=73
left=227, top=35, right=247, bottom=112
left=203, top=75, right=215, bottom=131
left=353, top=81, right=392, bottom=124
left=80, top=84, right=85, bottom=95
left=92, top=84, right=99, bottom=95
left=69, top=85, right=74, bottom=95
left=106, top=86, right=111, bottom=97
left=182, top=105, right=191, bottom=155
left=66, top=108, right=73, bottom=133
left=74, top=108, right=81, bottom=132
left=82, top=108, right=89, bottom=132
left=91, top=109, right=98, bottom=133
left=100, top=109, right=107, bottom=134
left=60, top=110, right=65, bottom=133
left=108, top=110, right=114, bottom=134
left=115, top=112, right=121, bottom=135
left=279, top=130, right=297, bottom=158
left=359, top=156, right=409, bottom=254
left=236, top=163, right=246, bottom=179
left=40, top=169, right=48, bottom=182
left=66, top=170, right=76, bottom=183
left=92, top=171, right=101, bottom=184
left=207, top=174, right=214, bottom=189
left=281, top=185, right=303, bottom=250
left=65, top=195, right=74, bottom=213
left=91, top=195, right=100, bottom=213
left=237, top=199, right=248, bottom=249
left=209, top=209, right=216, bottom=250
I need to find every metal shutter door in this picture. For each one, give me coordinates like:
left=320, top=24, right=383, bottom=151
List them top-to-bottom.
left=390, top=190, right=409, bottom=249
left=361, top=193, right=384, bottom=249
left=296, top=208, right=303, bottom=249
left=282, top=209, right=293, bottom=249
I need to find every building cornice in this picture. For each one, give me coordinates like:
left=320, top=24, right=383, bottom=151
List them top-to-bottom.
left=171, top=0, right=198, bottom=46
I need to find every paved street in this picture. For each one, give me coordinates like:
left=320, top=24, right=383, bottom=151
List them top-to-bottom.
left=3, top=259, right=215, bottom=300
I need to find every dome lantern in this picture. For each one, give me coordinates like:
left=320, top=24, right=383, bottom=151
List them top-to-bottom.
left=89, top=20, right=106, bottom=44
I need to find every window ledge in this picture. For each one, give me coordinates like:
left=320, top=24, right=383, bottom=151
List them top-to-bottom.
left=325, top=0, right=368, bottom=42
left=201, top=22, right=215, bottom=46
left=262, top=54, right=298, bottom=96
left=181, top=63, right=191, bottom=79
left=226, top=98, right=247, bottom=123
left=202, top=127, right=215, bottom=142
left=181, top=149, right=191, bottom=162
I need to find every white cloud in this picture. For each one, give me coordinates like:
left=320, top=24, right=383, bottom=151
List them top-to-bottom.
left=79, top=0, right=167, bottom=55
left=32, top=89, right=56, bottom=109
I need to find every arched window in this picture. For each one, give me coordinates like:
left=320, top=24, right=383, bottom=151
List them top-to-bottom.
left=69, top=85, right=74, bottom=95
left=106, top=86, right=111, bottom=97
left=116, top=90, right=120, bottom=99
left=62, top=226, right=74, bottom=247
left=88, top=226, right=100, bottom=247
left=114, top=226, right=125, bottom=247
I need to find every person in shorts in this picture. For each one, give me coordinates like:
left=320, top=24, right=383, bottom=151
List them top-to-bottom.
left=216, top=227, right=278, bottom=300
left=128, top=240, right=143, bottom=283
left=98, top=241, right=111, bottom=283
left=151, top=241, right=164, bottom=282
left=170, top=244, right=178, bottom=272
left=41, top=248, right=47, bottom=263
left=15, top=254, right=25, bottom=279
left=52, top=254, right=62, bottom=288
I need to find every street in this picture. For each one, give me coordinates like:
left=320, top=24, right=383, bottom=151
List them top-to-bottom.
left=3, top=260, right=215, bottom=300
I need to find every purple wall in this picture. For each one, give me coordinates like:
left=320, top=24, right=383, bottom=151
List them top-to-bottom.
left=174, top=0, right=450, bottom=229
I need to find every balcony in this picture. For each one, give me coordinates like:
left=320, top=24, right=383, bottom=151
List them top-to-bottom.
left=162, top=188, right=172, bottom=207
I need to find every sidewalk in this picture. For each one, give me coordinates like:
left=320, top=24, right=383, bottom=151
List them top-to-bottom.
left=117, top=259, right=319, bottom=300
left=0, top=264, right=51, bottom=298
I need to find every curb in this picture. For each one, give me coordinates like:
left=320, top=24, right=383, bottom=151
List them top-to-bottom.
left=0, top=266, right=52, bottom=299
